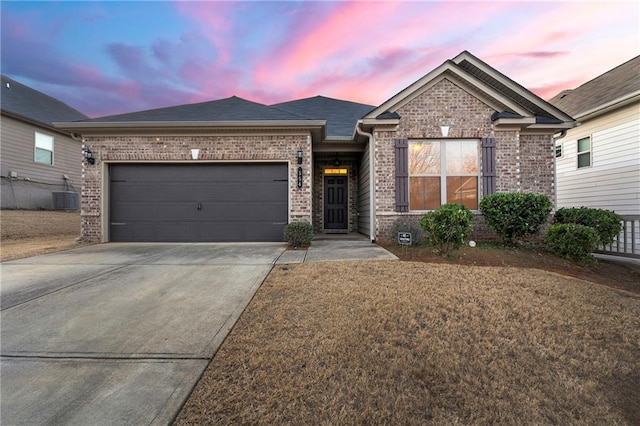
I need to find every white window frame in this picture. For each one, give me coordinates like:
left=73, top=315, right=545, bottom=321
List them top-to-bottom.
left=34, top=131, right=54, bottom=165
left=577, top=136, right=591, bottom=169
left=408, top=139, right=480, bottom=211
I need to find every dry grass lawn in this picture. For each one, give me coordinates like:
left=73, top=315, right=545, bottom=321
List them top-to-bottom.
left=0, top=210, right=85, bottom=261
left=176, top=261, right=640, bottom=425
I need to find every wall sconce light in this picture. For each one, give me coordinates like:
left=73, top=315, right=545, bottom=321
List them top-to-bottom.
left=440, top=126, right=450, bottom=138
left=82, top=147, right=95, bottom=165
left=297, top=148, right=303, bottom=164
left=190, top=149, right=200, bottom=160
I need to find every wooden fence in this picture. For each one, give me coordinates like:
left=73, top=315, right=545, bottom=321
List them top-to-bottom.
left=595, top=215, right=640, bottom=259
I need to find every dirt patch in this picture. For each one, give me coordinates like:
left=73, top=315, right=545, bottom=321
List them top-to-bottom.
left=1, top=210, right=87, bottom=261
left=175, top=261, right=640, bottom=425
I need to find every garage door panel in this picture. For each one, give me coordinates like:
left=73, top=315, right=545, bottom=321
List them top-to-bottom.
left=110, top=163, right=288, bottom=242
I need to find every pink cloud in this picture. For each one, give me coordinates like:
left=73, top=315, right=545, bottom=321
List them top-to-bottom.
left=174, top=1, right=236, bottom=64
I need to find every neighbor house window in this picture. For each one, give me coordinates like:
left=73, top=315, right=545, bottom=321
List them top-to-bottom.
left=34, top=132, right=54, bottom=165
left=577, top=136, right=591, bottom=168
left=409, top=140, right=479, bottom=210
left=555, top=143, right=563, bottom=158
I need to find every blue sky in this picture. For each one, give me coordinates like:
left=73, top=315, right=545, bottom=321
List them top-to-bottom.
left=2, top=1, right=638, bottom=117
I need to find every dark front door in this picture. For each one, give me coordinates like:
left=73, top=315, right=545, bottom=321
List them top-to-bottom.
left=324, top=175, right=348, bottom=230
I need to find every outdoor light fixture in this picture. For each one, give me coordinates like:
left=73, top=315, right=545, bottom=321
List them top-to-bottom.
left=440, top=126, right=450, bottom=137
left=82, top=147, right=95, bottom=165
left=190, top=149, right=200, bottom=160
left=297, top=149, right=303, bottom=164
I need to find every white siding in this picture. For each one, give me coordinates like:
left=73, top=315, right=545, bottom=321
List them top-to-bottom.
left=556, top=102, right=640, bottom=215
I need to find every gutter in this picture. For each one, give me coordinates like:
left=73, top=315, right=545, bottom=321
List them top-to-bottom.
left=573, top=91, right=640, bottom=122
left=53, top=119, right=326, bottom=131
left=355, top=120, right=376, bottom=243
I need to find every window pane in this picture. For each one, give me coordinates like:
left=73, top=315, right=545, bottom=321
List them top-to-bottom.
left=35, top=132, right=54, bottom=151
left=577, top=137, right=590, bottom=153
left=446, top=141, right=478, bottom=174
left=409, top=142, right=440, bottom=174
left=35, top=147, right=53, bottom=164
left=578, top=152, right=591, bottom=168
left=446, top=176, right=478, bottom=209
left=410, top=177, right=440, bottom=210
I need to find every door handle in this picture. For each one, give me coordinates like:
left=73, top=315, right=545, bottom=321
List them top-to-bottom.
left=196, top=202, right=202, bottom=210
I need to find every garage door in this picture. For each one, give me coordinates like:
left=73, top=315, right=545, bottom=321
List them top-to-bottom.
left=109, top=163, right=288, bottom=242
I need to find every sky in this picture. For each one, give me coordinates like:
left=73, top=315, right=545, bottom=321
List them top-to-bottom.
left=1, top=1, right=638, bottom=118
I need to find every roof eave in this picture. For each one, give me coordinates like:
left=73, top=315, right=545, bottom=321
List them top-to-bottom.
left=452, top=51, right=575, bottom=123
left=573, top=91, right=640, bottom=121
left=2, top=109, right=78, bottom=137
left=493, top=117, right=536, bottom=126
left=54, top=119, right=326, bottom=130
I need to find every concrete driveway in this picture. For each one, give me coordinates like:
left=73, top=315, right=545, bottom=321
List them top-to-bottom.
left=1, top=243, right=286, bottom=425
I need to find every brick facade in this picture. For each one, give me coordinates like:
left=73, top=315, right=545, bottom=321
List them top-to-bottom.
left=371, top=78, right=556, bottom=242
left=80, top=132, right=312, bottom=242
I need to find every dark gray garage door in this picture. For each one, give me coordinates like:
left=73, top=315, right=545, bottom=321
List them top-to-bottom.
left=109, top=163, right=288, bottom=242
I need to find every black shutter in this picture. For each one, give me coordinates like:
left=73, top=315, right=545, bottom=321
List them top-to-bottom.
left=482, top=137, right=496, bottom=196
left=395, top=138, right=409, bottom=212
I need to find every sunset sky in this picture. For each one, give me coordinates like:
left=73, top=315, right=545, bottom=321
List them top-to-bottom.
left=1, top=1, right=638, bottom=118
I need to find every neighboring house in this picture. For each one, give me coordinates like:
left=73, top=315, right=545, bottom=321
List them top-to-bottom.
left=56, top=51, right=574, bottom=243
left=550, top=55, right=640, bottom=257
left=550, top=56, right=640, bottom=216
left=1, top=74, right=88, bottom=209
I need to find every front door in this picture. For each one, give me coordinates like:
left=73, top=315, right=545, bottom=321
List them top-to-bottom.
left=324, top=175, right=348, bottom=230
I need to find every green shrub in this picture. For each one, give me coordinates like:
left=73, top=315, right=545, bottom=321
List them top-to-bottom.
left=479, top=192, right=552, bottom=245
left=420, top=203, right=474, bottom=255
left=553, top=207, right=621, bottom=246
left=389, top=216, right=424, bottom=246
left=283, top=221, right=314, bottom=248
left=545, top=223, right=599, bottom=263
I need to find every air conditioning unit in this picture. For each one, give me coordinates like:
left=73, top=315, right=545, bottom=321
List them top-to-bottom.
left=52, top=191, right=80, bottom=210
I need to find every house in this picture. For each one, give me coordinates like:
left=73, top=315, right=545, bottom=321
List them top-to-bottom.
left=55, top=51, right=574, bottom=243
left=550, top=55, right=639, bottom=257
left=550, top=56, right=640, bottom=216
left=1, top=74, right=89, bottom=209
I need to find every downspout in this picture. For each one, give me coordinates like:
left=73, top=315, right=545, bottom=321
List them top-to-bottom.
left=356, top=121, right=376, bottom=243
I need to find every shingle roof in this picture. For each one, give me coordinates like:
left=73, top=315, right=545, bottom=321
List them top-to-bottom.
left=455, top=55, right=555, bottom=119
left=549, top=55, right=640, bottom=118
left=1, top=74, right=88, bottom=126
left=84, top=95, right=305, bottom=123
left=272, top=96, right=375, bottom=138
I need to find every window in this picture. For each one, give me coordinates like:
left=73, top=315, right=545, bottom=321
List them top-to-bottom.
left=35, top=132, right=54, bottom=165
left=577, top=136, right=591, bottom=168
left=409, top=140, right=479, bottom=210
left=555, top=143, right=562, bottom=158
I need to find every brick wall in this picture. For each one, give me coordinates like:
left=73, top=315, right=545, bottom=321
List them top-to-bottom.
left=371, top=78, right=555, bottom=242
left=80, top=132, right=312, bottom=242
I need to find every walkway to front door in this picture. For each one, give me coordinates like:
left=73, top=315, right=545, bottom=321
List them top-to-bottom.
left=324, top=175, right=348, bottom=230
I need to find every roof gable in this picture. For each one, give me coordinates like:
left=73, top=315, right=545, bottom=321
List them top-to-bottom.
left=364, top=51, right=573, bottom=129
left=549, top=55, right=640, bottom=119
left=1, top=74, right=88, bottom=126
left=85, top=96, right=305, bottom=123
left=272, top=96, right=375, bottom=138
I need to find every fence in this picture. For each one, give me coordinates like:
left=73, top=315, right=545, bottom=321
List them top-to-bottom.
left=595, top=215, right=640, bottom=258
